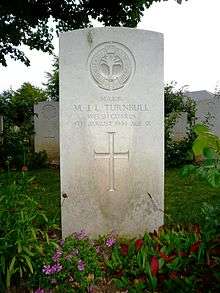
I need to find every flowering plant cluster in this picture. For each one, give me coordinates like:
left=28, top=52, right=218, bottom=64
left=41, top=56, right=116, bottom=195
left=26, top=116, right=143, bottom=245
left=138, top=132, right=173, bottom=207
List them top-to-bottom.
left=30, top=225, right=220, bottom=292
left=106, top=225, right=220, bottom=292
left=31, top=230, right=102, bottom=292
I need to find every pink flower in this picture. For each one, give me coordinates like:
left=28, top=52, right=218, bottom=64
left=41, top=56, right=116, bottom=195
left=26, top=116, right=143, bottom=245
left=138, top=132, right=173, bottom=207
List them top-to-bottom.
left=21, top=165, right=28, bottom=172
left=74, top=230, right=88, bottom=240
left=106, top=237, right=116, bottom=247
left=59, top=239, right=65, bottom=246
left=95, top=246, right=101, bottom=253
left=52, top=249, right=62, bottom=262
left=77, top=259, right=85, bottom=271
left=42, top=263, right=63, bottom=275
left=35, top=289, right=45, bottom=293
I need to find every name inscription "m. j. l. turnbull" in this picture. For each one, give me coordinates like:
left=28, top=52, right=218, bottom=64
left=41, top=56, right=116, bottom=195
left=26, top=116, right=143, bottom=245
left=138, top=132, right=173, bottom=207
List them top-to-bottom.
left=73, top=104, right=149, bottom=112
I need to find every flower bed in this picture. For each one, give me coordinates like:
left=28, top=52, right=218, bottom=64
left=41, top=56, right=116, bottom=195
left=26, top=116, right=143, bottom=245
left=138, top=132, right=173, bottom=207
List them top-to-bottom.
left=29, top=225, right=220, bottom=293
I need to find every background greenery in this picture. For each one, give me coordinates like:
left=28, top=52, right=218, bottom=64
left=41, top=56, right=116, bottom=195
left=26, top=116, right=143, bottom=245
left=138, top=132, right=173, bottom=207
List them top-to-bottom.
left=1, top=167, right=219, bottom=228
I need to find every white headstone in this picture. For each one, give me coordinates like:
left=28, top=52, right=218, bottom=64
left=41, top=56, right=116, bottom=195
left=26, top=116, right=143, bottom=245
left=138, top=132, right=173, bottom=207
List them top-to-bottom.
left=60, top=27, right=164, bottom=237
left=34, top=102, right=59, bottom=163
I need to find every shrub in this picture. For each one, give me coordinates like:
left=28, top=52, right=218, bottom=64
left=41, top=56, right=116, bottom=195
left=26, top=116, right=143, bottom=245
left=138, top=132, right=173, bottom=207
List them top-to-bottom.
left=0, top=83, right=47, bottom=169
left=165, top=83, right=196, bottom=167
left=0, top=173, right=53, bottom=291
left=31, top=231, right=102, bottom=292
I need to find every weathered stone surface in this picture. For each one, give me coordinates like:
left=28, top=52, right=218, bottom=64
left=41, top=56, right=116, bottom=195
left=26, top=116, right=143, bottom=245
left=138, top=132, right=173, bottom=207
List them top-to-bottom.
left=60, top=27, right=164, bottom=238
left=184, top=91, right=220, bottom=137
left=34, top=102, right=59, bottom=163
left=172, top=112, right=188, bottom=141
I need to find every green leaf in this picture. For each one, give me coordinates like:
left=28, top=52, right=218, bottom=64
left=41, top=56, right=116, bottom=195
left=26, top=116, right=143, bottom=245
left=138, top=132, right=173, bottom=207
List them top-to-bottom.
left=193, top=123, right=210, bottom=135
left=193, top=136, right=208, bottom=157
left=203, top=147, right=215, bottom=159
left=180, top=164, right=196, bottom=177
left=39, top=212, right=48, bottom=223
left=17, top=241, right=22, bottom=253
left=23, top=246, right=34, bottom=257
left=1, top=255, right=5, bottom=274
left=23, top=255, right=33, bottom=273
left=6, top=256, right=16, bottom=288
left=9, top=256, right=16, bottom=273
left=159, top=258, right=165, bottom=269
left=6, top=268, right=11, bottom=288
left=151, top=276, right=157, bottom=290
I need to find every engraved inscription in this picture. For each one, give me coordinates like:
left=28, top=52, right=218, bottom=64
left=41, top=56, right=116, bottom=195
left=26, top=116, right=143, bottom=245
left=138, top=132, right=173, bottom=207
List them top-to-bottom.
left=89, top=42, right=135, bottom=91
left=72, top=100, right=152, bottom=128
left=42, top=105, right=57, bottom=120
left=94, top=132, right=129, bottom=191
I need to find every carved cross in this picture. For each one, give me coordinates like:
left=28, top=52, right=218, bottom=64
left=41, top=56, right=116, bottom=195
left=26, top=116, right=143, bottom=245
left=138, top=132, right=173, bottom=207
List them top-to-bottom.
left=94, top=132, right=129, bottom=191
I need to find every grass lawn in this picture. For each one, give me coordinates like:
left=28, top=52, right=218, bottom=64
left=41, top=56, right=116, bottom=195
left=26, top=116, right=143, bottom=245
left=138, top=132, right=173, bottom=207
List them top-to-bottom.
left=1, top=167, right=220, bottom=227
left=165, top=168, right=220, bottom=225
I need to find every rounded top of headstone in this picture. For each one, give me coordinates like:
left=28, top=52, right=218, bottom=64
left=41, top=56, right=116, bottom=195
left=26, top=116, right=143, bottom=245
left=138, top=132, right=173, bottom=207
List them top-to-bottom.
left=60, top=27, right=163, bottom=39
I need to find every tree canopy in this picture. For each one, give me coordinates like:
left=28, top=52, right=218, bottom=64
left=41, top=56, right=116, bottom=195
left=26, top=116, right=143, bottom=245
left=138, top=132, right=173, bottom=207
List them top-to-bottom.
left=0, top=0, right=186, bottom=66
left=44, top=57, right=59, bottom=101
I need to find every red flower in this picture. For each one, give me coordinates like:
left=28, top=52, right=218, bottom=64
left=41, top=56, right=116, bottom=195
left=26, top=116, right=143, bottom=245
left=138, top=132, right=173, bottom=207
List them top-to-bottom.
left=21, top=165, right=28, bottom=172
left=135, top=239, right=144, bottom=251
left=190, top=240, right=202, bottom=253
left=120, top=244, right=129, bottom=256
left=159, top=251, right=175, bottom=262
left=179, top=251, right=187, bottom=257
left=150, top=256, right=159, bottom=276
left=169, top=271, right=177, bottom=280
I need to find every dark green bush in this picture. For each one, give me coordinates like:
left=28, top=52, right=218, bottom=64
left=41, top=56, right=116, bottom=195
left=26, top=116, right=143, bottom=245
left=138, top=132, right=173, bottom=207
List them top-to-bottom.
left=0, top=83, right=47, bottom=170
left=165, top=84, right=196, bottom=167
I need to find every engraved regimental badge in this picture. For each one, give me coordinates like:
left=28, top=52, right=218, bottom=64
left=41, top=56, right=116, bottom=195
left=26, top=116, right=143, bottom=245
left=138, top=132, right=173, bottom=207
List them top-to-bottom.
left=89, top=42, right=135, bottom=91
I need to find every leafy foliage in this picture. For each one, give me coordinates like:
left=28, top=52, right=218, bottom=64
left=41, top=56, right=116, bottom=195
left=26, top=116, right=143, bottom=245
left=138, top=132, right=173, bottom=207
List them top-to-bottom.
left=0, top=0, right=186, bottom=66
left=44, top=57, right=59, bottom=101
left=0, top=82, right=48, bottom=169
left=165, top=83, right=196, bottom=167
left=181, top=123, right=220, bottom=187
left=0, top=167, right=219, bottom=291
left=0, top=173, right=54, bottom=291
left=106, top=224, right=220, bottom=292
left=31, top=232, right=102, bottom=292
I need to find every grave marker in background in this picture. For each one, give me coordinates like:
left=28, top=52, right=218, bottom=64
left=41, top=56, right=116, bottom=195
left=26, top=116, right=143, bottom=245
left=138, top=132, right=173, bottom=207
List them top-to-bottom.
left=34, top=102, right=59, bottom=163
left=172, top=112, right=188, bottom=140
